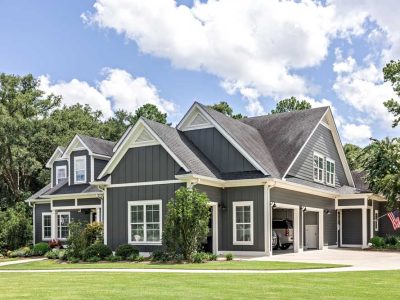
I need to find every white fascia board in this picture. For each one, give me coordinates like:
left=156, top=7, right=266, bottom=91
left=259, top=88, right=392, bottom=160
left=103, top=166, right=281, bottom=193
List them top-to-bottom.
left=181, top=103, right=269, bottom=175
left=325, top=108, right=355, bottom=187
left=282, top=109, right=328, bottom=179
left=98, top=119, right=190, bottom=179
left=113, top=126, right=133, bottom=152
left=61, top=135, right=93, bottom=159
left=45, top=147, right=64, bottom=168
left=40, top=192, right=102, bottom=200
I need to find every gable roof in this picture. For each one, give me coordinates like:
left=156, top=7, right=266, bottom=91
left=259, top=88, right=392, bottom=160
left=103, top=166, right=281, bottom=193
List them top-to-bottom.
left=241, top=107, right=328, bottom=178
left=77, top=135, right=115, bottom=157
left=45, top=146, right=66, bottom=168
left=351, top=170, right=370, bottom=192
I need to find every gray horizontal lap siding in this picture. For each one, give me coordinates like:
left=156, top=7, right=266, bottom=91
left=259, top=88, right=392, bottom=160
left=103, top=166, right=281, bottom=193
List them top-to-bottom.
left=288, top=124, right=349, bottom=187
left=184, top=128, right=257, bottom=173
left=111, top=145, right=181, bottom=184
left=70, top=150, right=91, bottom=185
left=94, top=159, right=108, bottom=180
left=52, top=160, right=68, bottom=187
left=106, top=183, right=185, bottom=251
left=270, top=188, right=337, bottom=246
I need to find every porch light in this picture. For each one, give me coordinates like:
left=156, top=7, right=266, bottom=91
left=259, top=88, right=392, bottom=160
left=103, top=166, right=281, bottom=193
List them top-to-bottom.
left=218, top=202, right=226, bottom=210
left=271, top=202, right=276, bottom=209
left=301, top=206, right=307, bottom=212
left=324, top=209, right=331, bottom=215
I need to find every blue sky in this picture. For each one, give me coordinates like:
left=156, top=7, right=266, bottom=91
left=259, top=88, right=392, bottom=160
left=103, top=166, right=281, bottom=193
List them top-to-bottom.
left=1, top=0, right=399, bottom=146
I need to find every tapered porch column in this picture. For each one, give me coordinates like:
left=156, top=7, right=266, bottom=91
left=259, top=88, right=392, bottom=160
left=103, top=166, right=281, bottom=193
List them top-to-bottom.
left=51, top=210, right=57, bottom=240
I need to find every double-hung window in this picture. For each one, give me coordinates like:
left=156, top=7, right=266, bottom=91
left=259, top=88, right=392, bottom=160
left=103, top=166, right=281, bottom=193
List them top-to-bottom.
left=313, top=152, right=324, bottom=183
left=74, top=156, right=86, bottom=183
left=326, top=158, right=335, bottom=186
left=55, top=165, right=67, bottom=185
left=128, top=200, right=162, bottom=244
left=233, top=201, right=253, bottom=245
left=58, top=212, right=70, bottom=240
left=42, top=213, right=52, bottom=240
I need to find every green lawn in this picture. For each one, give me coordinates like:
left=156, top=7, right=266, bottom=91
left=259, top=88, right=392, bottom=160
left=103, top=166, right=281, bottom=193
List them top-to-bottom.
left=0, top=258, right=18, bottom=263
left=0, top=259, right=345, bottom=270
left=0, top=271, right=398, bottom=299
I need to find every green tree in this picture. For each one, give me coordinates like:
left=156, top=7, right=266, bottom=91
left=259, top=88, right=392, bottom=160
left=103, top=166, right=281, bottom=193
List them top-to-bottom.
left=382, top=60, right=400, bottom=127
left=0, top=73, right=60, bottom=205
left=271, top=96, right=312, bottom=114
left=208, top=101, right=246, bottom=119
left=128, top=103, right=169, bottom=125
left=101, top=110, right=130, bottom=141
left=360, top=138, right=400, bottom=209
left=343, top=143, right=364, bottom=170
left=163, top=187, right=210, bottom=260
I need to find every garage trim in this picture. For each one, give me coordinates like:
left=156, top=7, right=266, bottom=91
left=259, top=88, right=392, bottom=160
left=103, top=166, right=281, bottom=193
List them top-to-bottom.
left=273, top=203, right=300, bottom=253
left=302, top=207, right=324, bottom=250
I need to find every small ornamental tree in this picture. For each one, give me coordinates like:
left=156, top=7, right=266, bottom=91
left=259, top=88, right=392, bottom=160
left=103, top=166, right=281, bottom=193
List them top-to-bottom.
left=163, top=187, right=210, bottom=260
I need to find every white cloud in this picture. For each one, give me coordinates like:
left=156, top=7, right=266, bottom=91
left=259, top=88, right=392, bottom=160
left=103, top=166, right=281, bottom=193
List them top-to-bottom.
left=83, top=0, right=369, bottom=109
left=39, top=68, right=175, bottom=119
left=341, top=123, right=372, bottom=145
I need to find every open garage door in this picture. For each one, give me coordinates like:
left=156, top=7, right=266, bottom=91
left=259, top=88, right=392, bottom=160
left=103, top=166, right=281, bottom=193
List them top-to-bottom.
left=272, top=204, right=300, bottom=255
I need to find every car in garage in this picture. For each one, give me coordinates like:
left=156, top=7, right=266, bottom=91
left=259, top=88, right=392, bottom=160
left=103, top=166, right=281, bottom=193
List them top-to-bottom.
left=272, top=219, right=294, bottom=250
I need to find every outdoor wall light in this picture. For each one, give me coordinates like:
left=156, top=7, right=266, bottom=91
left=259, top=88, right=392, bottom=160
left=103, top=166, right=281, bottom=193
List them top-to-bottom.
left=218, top=202, right=226, bottom=210
left=301, top=206, right=307, bottom=212
left=324, top=209, right=331, bottom=215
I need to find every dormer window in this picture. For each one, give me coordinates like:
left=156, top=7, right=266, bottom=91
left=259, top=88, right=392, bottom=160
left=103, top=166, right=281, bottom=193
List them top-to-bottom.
left=313, top=152, right=324, bottom=183
left=74, top=156, right=86, bottom=184
left=326, top=158, right=335, bottom=186
left=55, top=165, right=67, bottom=185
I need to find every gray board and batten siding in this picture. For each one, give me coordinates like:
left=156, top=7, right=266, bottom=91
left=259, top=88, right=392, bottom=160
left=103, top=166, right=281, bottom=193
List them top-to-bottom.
left=287, top=124, right=349, bottom=187
left=184, top=128, right=257, bottom=174
left=70, top=150, right=91, bottom=185
left=94, top=159, right=108, bottom=180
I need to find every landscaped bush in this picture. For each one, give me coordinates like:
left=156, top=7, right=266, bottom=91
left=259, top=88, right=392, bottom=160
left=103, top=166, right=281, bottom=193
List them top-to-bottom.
left=163, top=187, right=210, bottom=261
left=0, top=202, right=32, bottom=251
left=66, top=221, right=87, bottom=259
left=83, top=222, right=103, bottom=245
left=384, top=235, right=399, bottom=246
left=370, top=236, right=385, bottom=248
left=32, top=242, right=50, bottom=256
left=83, top=243, right=112, bottom=261
left=115, top=244, right=139, bottom=260
left=8, top=246, right=32, bottom=258
left=45, top=249, right=66, bottom=260
left=151, top=250, right=172, bottom=262
left=191, top=252, right=209, bottom=263
left=225, top=253, right=233, bottom=261
left=106, top=255, right=123, bottom=262
left=85, top=256, right=101, bottom=263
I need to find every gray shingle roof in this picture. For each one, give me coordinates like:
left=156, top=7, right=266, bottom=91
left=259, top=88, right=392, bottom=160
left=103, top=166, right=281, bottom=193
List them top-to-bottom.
left=198, top=103, right=279, bottom=177
left=241, top=106, right=328, bottom=178
left=143, top=118, right=221, bottom=179
left=77, top=135, right=115, bottom=157
left=351, top=170, right=370, bottom=192
left=286, top=177, right=360, bottom=194
left=43, top=180, right=102, bottom=196
left=26, top=183, right=52, bottom=201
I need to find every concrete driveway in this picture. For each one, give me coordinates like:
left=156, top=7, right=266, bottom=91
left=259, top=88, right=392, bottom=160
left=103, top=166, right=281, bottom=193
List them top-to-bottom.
left=247, top=248, right=400, bottom=270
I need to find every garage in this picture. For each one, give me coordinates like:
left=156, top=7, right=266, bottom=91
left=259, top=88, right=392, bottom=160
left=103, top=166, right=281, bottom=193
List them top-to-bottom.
left=272, top=203, right=300, bottom=254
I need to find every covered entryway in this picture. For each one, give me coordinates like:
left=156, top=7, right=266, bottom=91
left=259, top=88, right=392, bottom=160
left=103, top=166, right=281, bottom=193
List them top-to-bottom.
left=203, top=202, right=218, bottom=255
left=272, top=203, right=299, bottom=254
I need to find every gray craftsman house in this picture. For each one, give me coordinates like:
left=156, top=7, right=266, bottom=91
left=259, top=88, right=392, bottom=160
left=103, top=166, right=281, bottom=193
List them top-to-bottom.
left=27, top=102, right=395, bottom=256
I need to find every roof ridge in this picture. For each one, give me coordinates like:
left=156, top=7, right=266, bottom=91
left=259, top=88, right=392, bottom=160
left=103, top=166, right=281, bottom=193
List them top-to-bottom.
left=243, top=106, right=329, bottom=121
left=77, top=134, right=116, bottom=144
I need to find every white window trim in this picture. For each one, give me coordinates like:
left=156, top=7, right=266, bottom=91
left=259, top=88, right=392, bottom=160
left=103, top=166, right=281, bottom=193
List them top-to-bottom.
left=313, top=152, right=325, bottom=184
left=74, top=156, right=86, bottom=184
left=325, top=158, right=335, bottom=187
left=55, top=165, right=67, bottom=185
left=128, top=200, right=162, bottom=245
left=233, top=201, right=254, bottom=245
left=374, top=210, right=379, bottom=231
left=42, top=212, right=52, bottom=241
left=57, top=212, right=70, bottom=240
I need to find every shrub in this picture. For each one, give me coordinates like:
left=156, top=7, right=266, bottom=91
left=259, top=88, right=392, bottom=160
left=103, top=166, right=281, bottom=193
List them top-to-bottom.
left=163, top=187, right=210, bottom=261
left=0, top=202, right=32, bottom=251
left=66, top=221, right=87, bottom=259
left=83, top=222, right=103, bottom=245
left=384, top=235, right=399, bottom=246
left=370, top=236, right=385, bottom=248
left=48, top=239, right=63, bottom=249
left=32, top=242, right=50, bottom=256
left=83, top=243, right=112, bottom=260
left=115, top=244, right=139, bottom=260
left=8, top=246, right=32, bottom=258
left=45, top=249, right=66, bottom=260
left=151, top=250, right=171, bottom=262
left=191, top=252, right=209, bottom=263
left=209, top=253, right=218, bottom=261
left=225, top=253, right=233, bottom=261
left=106, top=255, right=122, bottom=262
left=136, top=255, right=145, bottom=262
left=86, top=256, right=101, bottom=263
left=68, top=257, right=80, bottom=263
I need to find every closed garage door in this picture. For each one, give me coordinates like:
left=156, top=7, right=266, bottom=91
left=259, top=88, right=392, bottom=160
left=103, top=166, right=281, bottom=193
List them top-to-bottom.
left=341, top=209, right=362, bottom=246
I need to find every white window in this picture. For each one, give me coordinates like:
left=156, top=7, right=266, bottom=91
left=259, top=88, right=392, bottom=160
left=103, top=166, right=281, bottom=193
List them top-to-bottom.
left=313, top=152, right=324, bottom=183
left=74, top=156, right=86, bottom=183
left=326, top=158, right=335, bottom=186
left=55, top=165, right=67, bottom=185
left=128, top=200, right=162, bottom=244
left=233, top=201, right=253, bottom=245
left=374, top=210, right=379, bottom=231
left=57, top=212, right=70, bottom=240
left=42, top=213, right=52, bottom=240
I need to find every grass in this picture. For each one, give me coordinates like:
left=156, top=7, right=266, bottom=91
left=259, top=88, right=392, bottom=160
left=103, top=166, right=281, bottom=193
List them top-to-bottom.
left=0, top=258, right=18, bottom=263
left=0, top=259, right=346, bottom=270
left=0, top=271, right=399, bottom=299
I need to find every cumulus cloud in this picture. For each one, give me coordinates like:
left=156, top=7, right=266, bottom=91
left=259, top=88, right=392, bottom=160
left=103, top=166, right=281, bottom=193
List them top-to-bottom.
left=82, top=0, right=370, bottom=112
left=39, top=68, right=176, bottom=119
left=341, top=123, right=372, bottom=145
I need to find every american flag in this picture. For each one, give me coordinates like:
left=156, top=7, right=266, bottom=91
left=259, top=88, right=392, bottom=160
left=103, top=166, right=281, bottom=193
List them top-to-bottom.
left=387, top=210, right=400, bottom=231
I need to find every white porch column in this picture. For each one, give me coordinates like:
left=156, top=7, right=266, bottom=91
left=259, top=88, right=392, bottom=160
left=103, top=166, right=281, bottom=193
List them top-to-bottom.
left=264, top=185, right=272, bottom=256
left=370, top=201, right=374, bottom=239
left=96, top=207, right=100, bottom=222
left=293, top=207, right=300, bottom=253
left=362, top=207, right=368, bottom=249
left=51, top=210, right=57, bottom=240
left=318, top=210, right=324, bottom=250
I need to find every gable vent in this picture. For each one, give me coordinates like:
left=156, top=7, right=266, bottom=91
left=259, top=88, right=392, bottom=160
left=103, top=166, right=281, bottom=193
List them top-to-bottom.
left=190, top=113, right=209, bottom=126
left=136, top=129, right=155, bottom=143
